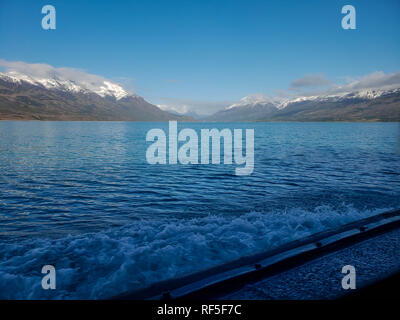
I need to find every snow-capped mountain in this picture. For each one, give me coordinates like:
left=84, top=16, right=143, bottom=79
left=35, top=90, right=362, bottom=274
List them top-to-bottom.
left=1, top=67, right=399, bottom=121
left=0, top=71, right=191, bottom=121
left=0, top=71, right=130, bottom=100
left=205, top=88, right=400, bottom=121
left=226, top=88, right=400, bottom=110
left=277, top=88, right=400, bottom=109
left=225, top=94, right=281, bottom=110
left=206, top=95, right=278, bottom=122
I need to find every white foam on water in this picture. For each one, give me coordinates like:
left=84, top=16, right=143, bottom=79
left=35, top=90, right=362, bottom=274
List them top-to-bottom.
left=0, top=204, right=389, bottom=299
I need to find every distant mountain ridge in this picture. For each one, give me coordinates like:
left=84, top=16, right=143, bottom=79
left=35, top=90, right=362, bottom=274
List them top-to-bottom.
left=1, top=69, right=399, bottom=121
left=0, top=71, right=191, bottom=121
left=204, top=88, right=400, bottom=121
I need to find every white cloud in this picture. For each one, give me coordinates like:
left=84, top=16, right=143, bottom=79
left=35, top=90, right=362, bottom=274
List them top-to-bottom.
left=284, top=70, right=400, bottom=100
left=329, top=71, right=400, bottom=93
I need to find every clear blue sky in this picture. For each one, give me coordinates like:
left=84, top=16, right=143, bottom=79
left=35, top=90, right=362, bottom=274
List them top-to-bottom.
left=0, top=0, right=399, bottom=113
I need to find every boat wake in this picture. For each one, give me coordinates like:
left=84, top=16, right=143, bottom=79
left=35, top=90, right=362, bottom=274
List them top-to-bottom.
left=0, top=204, right=389, bottom=299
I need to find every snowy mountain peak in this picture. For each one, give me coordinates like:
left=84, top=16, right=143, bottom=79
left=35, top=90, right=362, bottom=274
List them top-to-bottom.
left=0, top=70, right=131, bottom=100
left=95, top=81, right=130, bottom=100
left=232, top=88, right=400, bottom=111
left=279, top=88, right=400, bottom=109
left=226, top=94, right=279, bottom=110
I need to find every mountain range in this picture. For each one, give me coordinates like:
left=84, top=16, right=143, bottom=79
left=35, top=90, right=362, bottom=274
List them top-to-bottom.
left=1, top=70, right=399, bottom=121
left=0, top=71, right=191, bottom=121
left=204, top=89, right=400, bottom=122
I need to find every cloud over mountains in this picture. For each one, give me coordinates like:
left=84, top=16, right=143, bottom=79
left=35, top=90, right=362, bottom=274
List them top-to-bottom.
left=0, top=59, right=132, bottom=98
left=1, top=59, right=399, bottom=116
left=160, top=70, right=400, bottom=115
left=290, top=71, right=400, bottom=97
left=329, top=71, right=400, bottom=93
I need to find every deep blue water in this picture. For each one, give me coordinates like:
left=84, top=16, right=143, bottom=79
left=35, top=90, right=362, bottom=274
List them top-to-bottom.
left=0, top=121, right=400, bottom=299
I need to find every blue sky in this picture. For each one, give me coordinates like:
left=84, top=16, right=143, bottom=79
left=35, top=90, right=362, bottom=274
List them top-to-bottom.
left=0, top=0, right=399, bottom=114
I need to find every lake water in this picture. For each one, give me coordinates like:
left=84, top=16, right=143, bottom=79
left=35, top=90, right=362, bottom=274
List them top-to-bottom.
left=0, top=121, right=400, bottom=298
